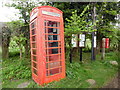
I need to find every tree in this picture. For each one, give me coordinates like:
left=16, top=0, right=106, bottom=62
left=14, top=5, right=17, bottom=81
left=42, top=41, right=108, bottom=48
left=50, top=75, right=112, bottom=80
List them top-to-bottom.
left=6, top=0, right=44, bottom=57
left=7, top=1, right=91, bottom=58
left=52, top=2, right=90, bottom=22
left=52, top=2, right=120, bottom=53
left=95, top=2, right=120, bottom=53
left=64, top=5, right=96, bottom=59
left=7, top=20, right=26, bottom=59
left=2, top=25, right=11, bottom=59
left=117, top=27, right=120, bottom=52
left=13, top=35, right=26, bottom=59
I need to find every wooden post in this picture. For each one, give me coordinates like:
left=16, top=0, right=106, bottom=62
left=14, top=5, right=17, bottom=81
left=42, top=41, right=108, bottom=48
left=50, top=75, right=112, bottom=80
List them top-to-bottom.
left=79, top=34, right=86, bottom=62
left=101, top=38, right=105, bottom=60
left=80, top=47, right=82, bottom=61
left=70, top=48, right=72, bottom=63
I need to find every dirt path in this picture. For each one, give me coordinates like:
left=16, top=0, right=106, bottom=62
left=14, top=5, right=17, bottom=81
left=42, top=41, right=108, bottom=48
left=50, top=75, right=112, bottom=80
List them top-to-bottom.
left=103, top=72, right=120, bottom=88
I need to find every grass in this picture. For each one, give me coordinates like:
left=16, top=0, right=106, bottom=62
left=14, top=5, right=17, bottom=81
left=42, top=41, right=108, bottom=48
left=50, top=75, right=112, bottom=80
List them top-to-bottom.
left=1, top=51, right=118, bottom=88
left=2, top=55, right=31, bottom=88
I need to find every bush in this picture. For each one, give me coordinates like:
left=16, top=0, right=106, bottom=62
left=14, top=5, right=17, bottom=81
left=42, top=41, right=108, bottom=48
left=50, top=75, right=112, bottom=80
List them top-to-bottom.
left=2, top=57, right=31, bottom=80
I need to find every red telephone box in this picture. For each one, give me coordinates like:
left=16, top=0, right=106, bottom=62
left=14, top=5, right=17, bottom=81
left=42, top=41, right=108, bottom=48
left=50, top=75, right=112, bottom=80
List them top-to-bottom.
left=30, top=6, right=65, bottom=85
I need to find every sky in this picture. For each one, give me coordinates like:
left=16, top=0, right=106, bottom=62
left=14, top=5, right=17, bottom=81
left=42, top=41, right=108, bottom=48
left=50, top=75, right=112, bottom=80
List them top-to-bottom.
left=0, top=0, right=20, bottom=22
left=0, top=0, right=44, bottom=22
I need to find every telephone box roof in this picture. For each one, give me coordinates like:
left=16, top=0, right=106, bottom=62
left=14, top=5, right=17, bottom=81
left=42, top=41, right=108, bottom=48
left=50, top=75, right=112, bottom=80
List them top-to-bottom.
left=31, top=6, right=63, bottom=15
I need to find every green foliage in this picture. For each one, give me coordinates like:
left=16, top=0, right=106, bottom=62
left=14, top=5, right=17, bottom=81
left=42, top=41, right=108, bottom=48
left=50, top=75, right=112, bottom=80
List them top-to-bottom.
left=5, top=1, right=46, bottom=57
left=6, top=1, right=42, bottom=24
left=52, top=2, right=90, bottom=22
left=96, top=2, right=119, bottom=36
left=96, top=2, right=119, bottom=24
left=64, top=5, right=96, bottom=58
left=65, top=5, right=95, bottom=37
left=7, top=20, right=27, bottom=58
left=7, top=20, right=24, bottom=31
left=2, top=25, right=11, bottom=40
left=2, top=25, right=11, bottom=59
left=109, top=28, right=119, bottom=49
left=13, top=35, right=27, bottom=47
left=9, top=39, right=20, bottom=52
left=2, top=52, right=118, bottom=88
left=2, top=57, right=31, bottom=80
left=66, top=62, right=82, bottom=79
left=27, top=81, right=42, bottom=88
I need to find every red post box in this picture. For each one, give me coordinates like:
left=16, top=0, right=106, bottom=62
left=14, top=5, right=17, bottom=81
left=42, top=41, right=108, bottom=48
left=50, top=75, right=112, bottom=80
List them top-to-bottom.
left=30, top=6, right=65, bottom=85
left=101, top=38, right=109, bottom=48
left=105, top=38, right=109, bottom=48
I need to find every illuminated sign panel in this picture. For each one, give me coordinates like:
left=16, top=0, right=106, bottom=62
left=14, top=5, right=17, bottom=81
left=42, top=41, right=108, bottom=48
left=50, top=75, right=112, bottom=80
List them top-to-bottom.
left=42, top=10, right=60, bottom=17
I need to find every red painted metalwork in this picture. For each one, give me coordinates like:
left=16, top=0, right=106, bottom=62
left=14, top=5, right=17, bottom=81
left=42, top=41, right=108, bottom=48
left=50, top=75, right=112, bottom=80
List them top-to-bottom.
left=30, top=6, right=65, bottom=85
left=105, top=38, right=109, bottom=48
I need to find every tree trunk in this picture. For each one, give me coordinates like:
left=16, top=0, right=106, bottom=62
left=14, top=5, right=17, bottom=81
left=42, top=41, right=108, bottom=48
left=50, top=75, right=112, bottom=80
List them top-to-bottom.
left=2, top=25, right=11, bottom=59
left=21, top=25, right=30, bottom=58
left=96, top=30, right=103, bottom=54
left=77, top=34, right=79, bottom=53
left=96, top=38, right=102, bottom=54
left=101, top=38, right=105, bottom=60
left=25, top=40, right=30, bottom=58
left=118, top=40, right=120, bottom=52
left=2, top=43, right=9, bottom=59
left=101, top=47, right=105, bottom=60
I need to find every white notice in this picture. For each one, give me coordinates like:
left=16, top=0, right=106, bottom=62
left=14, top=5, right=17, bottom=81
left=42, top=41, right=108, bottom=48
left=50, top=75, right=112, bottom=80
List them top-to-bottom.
left=71, top=34, right=77, bottom=47
left=79, top=34, right=85, bottom=47
left=80, top=34, right=85, bottom=41
left=94, top=36, right=96, bottom=48
left=79, top=41, right=85, bottom=47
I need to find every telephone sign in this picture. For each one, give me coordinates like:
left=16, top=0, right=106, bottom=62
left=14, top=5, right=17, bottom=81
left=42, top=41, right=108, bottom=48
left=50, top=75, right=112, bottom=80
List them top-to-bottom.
left=42, top=10, right=60, bottom=17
